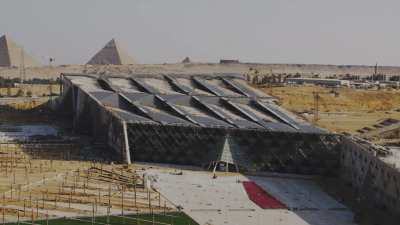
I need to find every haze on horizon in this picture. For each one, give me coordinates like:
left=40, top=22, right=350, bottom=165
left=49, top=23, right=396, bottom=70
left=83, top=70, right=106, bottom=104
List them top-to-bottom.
left=1, top=0, right=399, bottom=66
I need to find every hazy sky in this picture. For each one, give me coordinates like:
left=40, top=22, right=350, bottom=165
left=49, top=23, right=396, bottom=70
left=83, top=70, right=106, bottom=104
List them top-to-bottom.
left=1, top=0, right=400, bottom=66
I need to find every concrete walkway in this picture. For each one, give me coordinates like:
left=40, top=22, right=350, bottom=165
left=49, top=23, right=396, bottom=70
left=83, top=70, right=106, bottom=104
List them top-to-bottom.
left=148, top=170, right=356, bottom=225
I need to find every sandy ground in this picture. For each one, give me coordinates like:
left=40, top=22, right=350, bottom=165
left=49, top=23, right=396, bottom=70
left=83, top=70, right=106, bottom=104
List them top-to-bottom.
left=258, top=85, right=400, bottom=134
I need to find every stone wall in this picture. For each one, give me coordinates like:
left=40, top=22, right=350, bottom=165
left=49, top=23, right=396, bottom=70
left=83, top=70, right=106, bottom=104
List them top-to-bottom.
left=340, top=137, right=400, bottom=213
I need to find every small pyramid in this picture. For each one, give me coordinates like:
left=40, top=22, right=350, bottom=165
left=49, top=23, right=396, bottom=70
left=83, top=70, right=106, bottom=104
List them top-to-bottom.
left=0, top=35, right=40, bottom=67
left=87, top=39, right=136, bottom=65
left=182, top=57, right=191, bottom=64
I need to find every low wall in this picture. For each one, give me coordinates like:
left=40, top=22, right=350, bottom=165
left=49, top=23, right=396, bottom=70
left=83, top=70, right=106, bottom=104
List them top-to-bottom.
left=340, top=137, right=400, bottom=213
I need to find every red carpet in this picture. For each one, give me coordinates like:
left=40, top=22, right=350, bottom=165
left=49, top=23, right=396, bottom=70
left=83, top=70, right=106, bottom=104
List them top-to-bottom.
left=242, top=181, right=287, bottom=209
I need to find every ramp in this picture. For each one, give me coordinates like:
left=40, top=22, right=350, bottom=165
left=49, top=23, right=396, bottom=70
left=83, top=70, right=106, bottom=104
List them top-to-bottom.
left=243, top=181, right=287, bottom=209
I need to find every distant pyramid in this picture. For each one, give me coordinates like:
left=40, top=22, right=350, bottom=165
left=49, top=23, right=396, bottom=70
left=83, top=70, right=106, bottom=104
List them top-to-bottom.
left=0, top=35, right=40, bottom=67
left=87, top=39, right=136, bottom=65
left=182, top=57, right=191, bottom=64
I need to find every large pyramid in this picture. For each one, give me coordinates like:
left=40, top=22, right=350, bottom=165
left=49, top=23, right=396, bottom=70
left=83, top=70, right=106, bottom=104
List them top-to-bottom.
left=0, top=35, right=40, bottom=67
left=87, top=39, right=136, bottom=65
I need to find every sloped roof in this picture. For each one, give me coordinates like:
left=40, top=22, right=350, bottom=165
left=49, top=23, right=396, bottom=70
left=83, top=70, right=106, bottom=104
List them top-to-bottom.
left=0, top=35, right=40, bottom=67
left=87, top=39, right=136, bottom=65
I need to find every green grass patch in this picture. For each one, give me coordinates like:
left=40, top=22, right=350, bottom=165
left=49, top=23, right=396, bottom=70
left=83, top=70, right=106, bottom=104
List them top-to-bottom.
left=6, top=212, right=198, bottom=225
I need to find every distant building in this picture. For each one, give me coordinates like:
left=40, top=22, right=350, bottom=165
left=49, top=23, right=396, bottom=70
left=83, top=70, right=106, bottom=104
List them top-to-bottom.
left=220, top=59, right=240, bottom=64
left=286, top=78, right=350, bottom=87
left=350, top=81, right=374, bottom=89
left=379, top=81, right=400, bottom=88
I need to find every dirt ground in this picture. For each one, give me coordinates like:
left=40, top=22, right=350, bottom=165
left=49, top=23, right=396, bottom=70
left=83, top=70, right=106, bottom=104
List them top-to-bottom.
left=258, top=85, right=400, bottom=134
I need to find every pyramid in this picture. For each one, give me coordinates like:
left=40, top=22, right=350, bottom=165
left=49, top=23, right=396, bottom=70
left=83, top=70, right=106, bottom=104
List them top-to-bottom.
left=0, top=35, right=40, bottom=67
left=87, top=39, right=136, bottom=65
left=182, top=57, right=191, bottom=63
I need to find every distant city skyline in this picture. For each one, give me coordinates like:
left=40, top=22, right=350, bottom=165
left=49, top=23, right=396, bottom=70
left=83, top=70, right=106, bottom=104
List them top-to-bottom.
left=1, top=0, right=400, bottom=66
